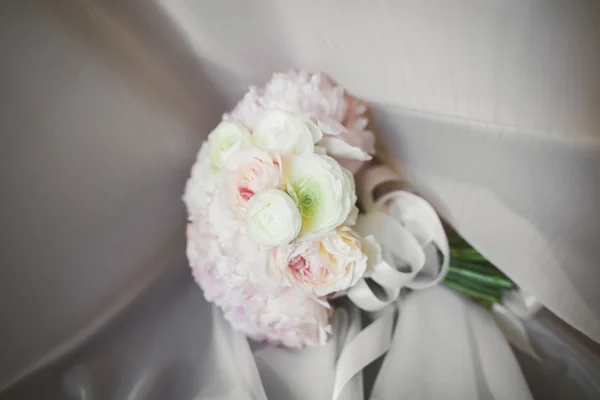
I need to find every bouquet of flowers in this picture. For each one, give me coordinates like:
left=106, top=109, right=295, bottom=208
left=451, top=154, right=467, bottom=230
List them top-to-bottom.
left=183, top=70, right=515, bottom=349
left=183, top=71, right=378, bottom=347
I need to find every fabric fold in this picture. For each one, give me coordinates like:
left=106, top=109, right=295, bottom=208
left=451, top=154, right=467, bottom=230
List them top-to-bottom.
left=370, top=286, right=533, bottom=400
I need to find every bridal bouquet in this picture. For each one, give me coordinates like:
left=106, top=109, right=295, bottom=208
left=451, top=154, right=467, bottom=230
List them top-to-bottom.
left=184, top=71, right=515, bottom=349
left=184, top=71, right=378, bottom=347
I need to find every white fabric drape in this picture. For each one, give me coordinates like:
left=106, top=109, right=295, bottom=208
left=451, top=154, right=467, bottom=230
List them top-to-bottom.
left=1, top=0, right=599, bottom=398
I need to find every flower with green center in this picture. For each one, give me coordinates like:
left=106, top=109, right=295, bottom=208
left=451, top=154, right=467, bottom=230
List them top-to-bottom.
left=208, top=121, right=251, bottom=167
left=283, top=153, right=356, bottom=236
left=246, top=189, right=302, bottom=247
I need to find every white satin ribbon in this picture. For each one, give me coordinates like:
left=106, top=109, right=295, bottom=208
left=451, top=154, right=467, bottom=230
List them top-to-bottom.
left=332, top=164, right=545, bottom=399
left=332, top=168, right=451, bottom=399
left=347, top=193, right=450, bottom=313
left=492, top=290, right=542, bottom=359
left=502, top=290, right=542, bottom=319
left=331, top=307, right=396, bottom=400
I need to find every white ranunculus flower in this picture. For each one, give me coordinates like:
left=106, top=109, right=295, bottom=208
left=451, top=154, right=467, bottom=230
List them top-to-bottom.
left=252, top=110, right=322, bottom=154
left=208, top=121, right=251, bottom=167
left=318, top=136, right=372, bottom=161
left=282, top=153, right=356, bottom=236
left=246, top=189, right=302, bottom=247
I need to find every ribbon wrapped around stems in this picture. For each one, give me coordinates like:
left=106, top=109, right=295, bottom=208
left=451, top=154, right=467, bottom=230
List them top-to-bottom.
left=331, top=164, right=538, bottom=399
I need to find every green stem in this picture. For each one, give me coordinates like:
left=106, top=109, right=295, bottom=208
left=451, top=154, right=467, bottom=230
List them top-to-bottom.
left=445, top=230, right=515, bottom=306
left=448, top=234, right=469, bottom=247
left=450, top=248, right=489, bottom=262
left=450, top=261, right=509, bottom=278
left=447, top=267, right=515, bottom=290
left=444, top=274, right=503, bottom=299
left=443, top=280, right=502, bottom=304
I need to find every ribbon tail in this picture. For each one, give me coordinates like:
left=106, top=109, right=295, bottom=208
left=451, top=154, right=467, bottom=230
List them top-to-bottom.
left=331, top=307, right=396, bottom=400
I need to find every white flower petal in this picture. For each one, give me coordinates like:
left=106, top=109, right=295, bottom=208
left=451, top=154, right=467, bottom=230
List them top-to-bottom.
left=253, top=110, right=318, bottom=154
left=305, top=119, right=323, bottom=142
left=208, top=121, right=251, bottom=166
left=319, top=137, right=372, bottom=161
left=246, top=189, right=302, bottom=247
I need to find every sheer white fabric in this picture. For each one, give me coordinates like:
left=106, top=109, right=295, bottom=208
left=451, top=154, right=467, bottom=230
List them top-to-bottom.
left=1, top=0, right=599, bottom=398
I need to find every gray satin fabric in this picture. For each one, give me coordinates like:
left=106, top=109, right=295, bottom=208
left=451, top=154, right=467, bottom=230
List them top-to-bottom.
left=0, top=0, right=223, bottom=388
left=1, top=0, right=600, bottom=398
left=0, top=267, right=365, bottom=400
left=1, top=269, right=214, bottom=400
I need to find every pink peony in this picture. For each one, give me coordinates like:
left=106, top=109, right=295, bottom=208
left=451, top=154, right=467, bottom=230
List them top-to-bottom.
left=226, top=70, right=375, bottom=172
left=183, top=142, right=219, bottom=220
left=188, top=220, right=331, bottom=347
left=187, top=221, right=274, bottom=307
left=224, top=287, right=332, bottom=348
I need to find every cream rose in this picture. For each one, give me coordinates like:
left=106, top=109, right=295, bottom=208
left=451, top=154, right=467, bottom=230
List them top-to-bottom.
left=252, top=110, right=322, bottom=154
left=208, top=121, right=251, bottom=167
left=282, top=153, right=356, bottom=236
left=246, top=189, right=302, bottom=247
left=271, top=226, right=368, bottom=296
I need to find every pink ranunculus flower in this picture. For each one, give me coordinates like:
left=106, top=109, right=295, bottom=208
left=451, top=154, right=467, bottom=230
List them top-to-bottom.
left=225, top=70, right=375, bottom=173
left=223, top=148, right=282, bottom=218
left=206, top=149, right=282, bottom=241
left=270, top=226, right=369, bottom=296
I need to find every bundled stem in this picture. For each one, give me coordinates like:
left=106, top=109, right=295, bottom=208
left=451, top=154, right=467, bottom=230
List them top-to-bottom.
left=442, top=229, right=515, bottom=307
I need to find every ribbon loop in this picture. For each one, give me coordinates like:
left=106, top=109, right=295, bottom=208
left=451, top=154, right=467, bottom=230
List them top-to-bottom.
left=333, top=168, right=451, bottom=399
left=350, top=189, right=450, bottom=313
left=370, top=260, right=415, bottom=291
left=347, top=279, right=399, bottom=313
